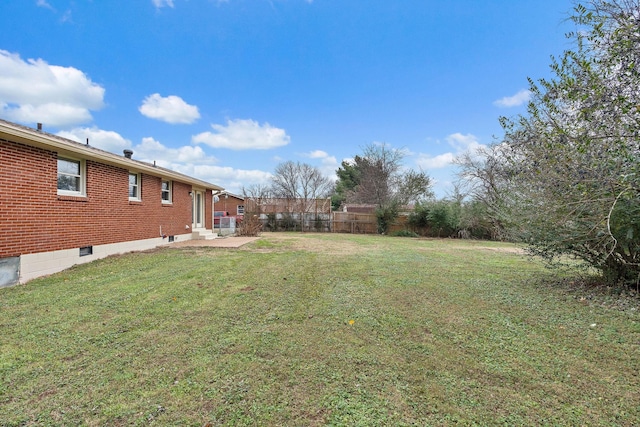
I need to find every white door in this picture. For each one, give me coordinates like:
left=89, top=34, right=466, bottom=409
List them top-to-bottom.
left=193, top=190, right=204, bottom=228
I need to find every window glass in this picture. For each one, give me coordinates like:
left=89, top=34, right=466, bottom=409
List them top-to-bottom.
left=57, top=158, right=82, bottom=193
left=58, top=159, right=80, bottom=175
left=129, top=173, right=140, bottom=199
left=161, top=180, right=171, bottom=202
left=237, top=205, right=245, bottom=215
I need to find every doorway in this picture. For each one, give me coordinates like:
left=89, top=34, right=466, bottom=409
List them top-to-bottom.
left=192, top=190, right=205, bottom=228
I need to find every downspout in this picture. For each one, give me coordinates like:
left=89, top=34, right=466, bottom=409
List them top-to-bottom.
left=189, top=190, right=194, bottom=231
left=212, top=190, right=222, bottom=233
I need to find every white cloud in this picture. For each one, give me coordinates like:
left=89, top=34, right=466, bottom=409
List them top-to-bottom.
left=36, top=0, right=54, bottom=10
left=152, top=0, right=175, bottom=8
left=60, top=9, right=73, bottom=23
left=0, top=50, right=104, bottom=127
left=493, top=89, right=531, bottom=108
left=139, top=93, right=200, bottom=124
left=7, top=104, right=94, bottom=128
left=192, top=118, right=290, bottom=150
left=57, top=127, right=132, bottom=153
left=416, top=133, right=484, bottom=170
left=445, top=133, right=483, bottom=153
left=135, top=137, right=216, bottom=164
left=302, top=149, right=338, bottom=178
left=305, top=150, right=329, bottom=159
left=417, top=152, right=456, bottom=170
left=170, top=163, right=273, bottom=194
left=192, top=165, right=272, bottom=184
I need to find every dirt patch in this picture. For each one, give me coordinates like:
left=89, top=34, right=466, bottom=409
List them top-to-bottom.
left=257, top=232, right=367, bottom=255
left=255, top=233, right=528, bottom=256
left=168, top=236, right=260, bottom=249
left=445, top=244, right=526, bottom=255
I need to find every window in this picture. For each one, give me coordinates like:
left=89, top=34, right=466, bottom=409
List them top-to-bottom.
left=57, top=157, right=85, bottom=196
left=129, top=173, right=141, bottom=200
left=161, top=180, right=172, bottom=203
left=237, top=205, right=245, bottom=215
left=79, top=246, right=93, bottom=257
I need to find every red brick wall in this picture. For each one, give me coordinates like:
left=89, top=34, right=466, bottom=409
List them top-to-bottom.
left=0, top=138, right=207, bottom=258
left=217, top=196, right=244, bottom=216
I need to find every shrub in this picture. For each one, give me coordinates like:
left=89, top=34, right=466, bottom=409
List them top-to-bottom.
left=375, top=204, right=399, bottom=234
left=236, top=214, right=262, bottom=237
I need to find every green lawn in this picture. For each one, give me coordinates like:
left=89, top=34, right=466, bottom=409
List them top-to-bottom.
left=1, top=233, right=639, bottom=426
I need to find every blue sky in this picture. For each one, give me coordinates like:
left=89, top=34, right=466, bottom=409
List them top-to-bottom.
left=1, top=0, right=575, bottom=197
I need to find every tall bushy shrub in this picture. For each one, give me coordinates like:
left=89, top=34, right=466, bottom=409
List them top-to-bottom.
left=496, top=0, right=640, bottom=286
left=458, top=200, right=504, bottom=240
left=408, top=201, right=462, bottom=238
left=428, top=201, right=460, bottom=238
left=408, top=203, right=430, bottom=231
left=375, top=204, right=399, bottom=234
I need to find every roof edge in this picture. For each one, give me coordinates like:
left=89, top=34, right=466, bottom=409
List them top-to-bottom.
left=0, top=119, right=223, bottom=191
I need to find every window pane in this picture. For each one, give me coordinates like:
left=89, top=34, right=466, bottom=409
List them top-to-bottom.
left=57, top=157, right=83, bottom=194
left=58, top=159, right=80, bottom=175
left=129, top=173, right=139, bottom=199
left=58, top=175, right=80, bottom=191
left=161, top=180, right=171, bottom=202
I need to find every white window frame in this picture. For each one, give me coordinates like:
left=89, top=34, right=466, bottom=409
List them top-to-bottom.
left=57, top=156, right=86, bottom=197
left=129, top=172, right=141, bottom=201
left=161, top=179, right=172, bottom=204
left=237, top=205, right=245, bottom=215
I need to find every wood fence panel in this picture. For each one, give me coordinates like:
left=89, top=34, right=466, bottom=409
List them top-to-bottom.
left=331, top=212, right=378, bottom=234
left=388, top=216, right=410, bottom=234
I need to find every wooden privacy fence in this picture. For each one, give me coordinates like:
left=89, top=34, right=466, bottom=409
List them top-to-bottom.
left=244, top=197, right=413, bottom=234
left=331, top=212, right=378, bottom=234
left=331, top=212, right=409, bottom=234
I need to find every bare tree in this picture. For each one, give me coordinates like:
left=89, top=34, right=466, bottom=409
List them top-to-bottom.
left=454, top=144, right=518, bottom=240
left=270, top=161, right=334, bottom=231
left=271, top=161, right=333, bottom=200
left=242, top=184, right=272, bottom=215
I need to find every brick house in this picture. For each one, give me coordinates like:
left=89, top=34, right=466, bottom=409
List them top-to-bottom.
left=0, top=119, right=223, bottom=287
left=214, top=191, right=245, bottom=218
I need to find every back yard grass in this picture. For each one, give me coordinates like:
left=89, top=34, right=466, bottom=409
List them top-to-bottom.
left=1, top=233, right=639, bottom=426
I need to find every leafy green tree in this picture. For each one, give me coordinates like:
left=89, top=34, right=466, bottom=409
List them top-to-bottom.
left=332, top=158, right=363, bottom=210
left=408, top=200, right=462, bottom=238
left=428, top=201, right=459, bottom=238
left=407, top=203, right=430, bottom=231
left=375, top=204, right=399, bottom=234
